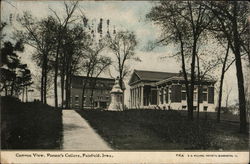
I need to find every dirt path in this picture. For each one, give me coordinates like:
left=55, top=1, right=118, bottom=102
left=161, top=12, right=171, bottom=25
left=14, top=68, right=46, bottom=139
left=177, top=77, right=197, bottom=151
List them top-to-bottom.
left=62, top=110, right=112, bottom=150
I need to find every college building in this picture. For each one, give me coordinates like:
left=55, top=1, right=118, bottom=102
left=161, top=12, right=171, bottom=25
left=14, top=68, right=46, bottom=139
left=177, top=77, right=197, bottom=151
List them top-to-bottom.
left=128, top=70, right=216, bottom=111
left=70, top=76, right=115, bottom=109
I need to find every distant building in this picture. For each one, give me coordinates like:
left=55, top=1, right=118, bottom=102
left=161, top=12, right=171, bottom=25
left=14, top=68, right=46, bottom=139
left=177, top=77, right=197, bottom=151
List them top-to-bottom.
left=128, top=70, right=216, bottom=112
left=70, top=76, right=115, bottom=109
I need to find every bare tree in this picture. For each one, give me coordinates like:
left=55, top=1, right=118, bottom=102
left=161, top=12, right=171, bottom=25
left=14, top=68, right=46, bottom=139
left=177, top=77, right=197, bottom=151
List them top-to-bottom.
left=49, top=1, right=79, bottom=108
left=147, top=1, right=214, bottom=120
left=204, top=1, right=248, bottom=132
left=17, top=13, right=56, bottom=104
left=58, top=23, right=88, bottom=108
left=107, top=30, right=139, bottom=110
left=80, top=39, right=107, bottom=109
left=195, top=51, right=220, bottom=119
left=89, top=56, right=112, bottom=109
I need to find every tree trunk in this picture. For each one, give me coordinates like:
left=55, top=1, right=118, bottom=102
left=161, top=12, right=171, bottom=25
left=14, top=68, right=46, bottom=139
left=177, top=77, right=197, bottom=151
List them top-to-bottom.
left=232, top=2, right=247, bottom=133
left=179, top=36, right=190, bottom=118
left=189, top=40, right=197, bottom=121
left=217, top=43, right=230, bottom=123
left=234, top=47, right=246, bottom=133
left=43, top=53, right=48, bottom=104
left=54, top=53, right=59, bottom=109
left=196, top=55, right=200, bottom=120
left=65, top=58, right=70, bottom=108
left=41, top=69, right=44, bottom=103
left=61, top=70, right=65, bottom=109
left=65, top=70, right=69, bottom=108
left=217, top=70, right=225, bottom=123
left=68, top=72, right=72, bottom=108
left=119, top=73, right=125, bottom=111
left=10, top=76, right=15, bottom=96
left=90, top=79, right=97, bottom=110
left=81, top=83, right=87, bottom=110
left=5, top=85, right=8, bottom=96
left=25, top=86, right=28, bottom=102
left=197, top=86, right=200, bottom=120
left=22, top=87, right=25, bottom=102
left=90, top=87, right=94, bottom=109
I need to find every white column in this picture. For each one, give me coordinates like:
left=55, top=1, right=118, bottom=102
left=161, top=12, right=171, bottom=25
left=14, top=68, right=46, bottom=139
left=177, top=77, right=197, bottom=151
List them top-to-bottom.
left=141, top=86, right=144, bottom=108
left=134, top=87, right=137, bottom=107
left=136, top=87, right=139, bottom=107
left=156, top=87, right=159, bottom=105
left=163, top=87, right=166, bottom=104
left=130, top=88, right=132, bottom=108
left=132, top=88, right=134, bottom=108
left=133, top=88, right=135, bottom=108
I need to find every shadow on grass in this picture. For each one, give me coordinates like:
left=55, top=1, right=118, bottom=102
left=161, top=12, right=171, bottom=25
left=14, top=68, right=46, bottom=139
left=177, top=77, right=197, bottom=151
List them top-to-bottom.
left=1, top=96, right=63, bottom=149
left=76, top=109, right=248, bottom=150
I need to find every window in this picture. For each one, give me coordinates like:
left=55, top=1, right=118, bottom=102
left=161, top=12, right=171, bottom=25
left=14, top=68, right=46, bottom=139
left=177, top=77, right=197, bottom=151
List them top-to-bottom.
left=181, top=86, right=186, bottom=90
left=203, top=87, right=208, bottom=92
left=165, top=88, right=168, bottom=103
left=169, top=92, right=171, bottom=102
left=181, top=92, right=186, bottom=101
left=194, top=92, right=197, bottom=101
left=202, top=93, right=208, bottom=101
left=75, top=95, right=79, bottom=102
left=83, top=96, right=86, bottom=106
left=182, top=106, right=187, bottom=110
left=193, top=106, right=197, bottom=110
left=204, top=106, right=208, bottom=111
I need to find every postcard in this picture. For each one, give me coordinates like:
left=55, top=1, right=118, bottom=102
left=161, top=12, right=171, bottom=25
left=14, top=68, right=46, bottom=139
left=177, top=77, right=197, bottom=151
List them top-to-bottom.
left=1, top=0, right=249, bottom=163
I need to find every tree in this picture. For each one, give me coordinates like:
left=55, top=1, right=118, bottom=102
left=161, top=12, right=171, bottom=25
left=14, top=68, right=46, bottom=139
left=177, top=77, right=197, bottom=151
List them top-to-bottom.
left=49, top=1, right=79, bottom=108
left=147, top=1, right=214, bottom=120
left=204, top=1, right=248, bottom=132
left=17, top=13, right=56, bottom=104
left=0, top=22, right=7, bottom=40
left=59, top=23, right=90, bottom=108
left=107, top=30, right=139, bottom=110
left=80, top=38, right=108, bottom=109
left=0, top=40, right=32, bottom=97
left=0, top=41, right=23, bottom=96
left=195, top=51, right=220, bottom=119
left=88, top=56, right=112, bottom=109
left=18, top=64, right=33, bottom=102
left=33, top=69, right=54, bottom=101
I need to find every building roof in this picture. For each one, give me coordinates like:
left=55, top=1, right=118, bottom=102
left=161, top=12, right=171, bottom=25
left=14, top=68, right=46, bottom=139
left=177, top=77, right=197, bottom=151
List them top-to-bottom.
left=128, top=70, right=179, bottom=85
left=128, top=70, right=216, bottom=86
left=135, top=70, right=179, bottom=81
left=71, top=75, right=115, bottom=89
left=72, top=75, right=114, bottom=81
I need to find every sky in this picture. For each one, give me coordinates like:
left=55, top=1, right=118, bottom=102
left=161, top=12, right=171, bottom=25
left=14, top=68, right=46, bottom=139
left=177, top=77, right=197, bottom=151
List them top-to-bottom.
left=1, top=0, right=247, bottom=107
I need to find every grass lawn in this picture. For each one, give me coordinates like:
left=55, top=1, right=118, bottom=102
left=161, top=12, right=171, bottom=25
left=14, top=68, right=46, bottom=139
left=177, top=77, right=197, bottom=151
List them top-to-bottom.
left=1, top=96, right=63, bottom=149
left=76, top=109, right=249, bottom=150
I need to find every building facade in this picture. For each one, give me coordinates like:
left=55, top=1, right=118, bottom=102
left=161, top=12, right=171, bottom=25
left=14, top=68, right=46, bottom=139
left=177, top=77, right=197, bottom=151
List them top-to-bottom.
left=128, top=70, right=216, bottom=112
left=70, top=76, right=115, bottom=109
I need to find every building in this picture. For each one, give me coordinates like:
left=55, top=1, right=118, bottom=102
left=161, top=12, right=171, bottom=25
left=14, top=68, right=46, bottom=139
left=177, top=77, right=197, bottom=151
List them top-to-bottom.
left=128, top=70, right=216, bottom=111
left=70, top=76, right=115, bottom=109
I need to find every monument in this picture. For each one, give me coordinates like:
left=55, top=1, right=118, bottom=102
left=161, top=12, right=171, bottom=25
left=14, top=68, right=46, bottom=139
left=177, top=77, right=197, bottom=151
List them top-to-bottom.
left=107, top=77, right=123, bottom=111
